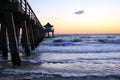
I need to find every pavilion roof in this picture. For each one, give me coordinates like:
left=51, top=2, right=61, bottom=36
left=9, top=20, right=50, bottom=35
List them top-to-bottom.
left=44, top=23, right=53, bottom=27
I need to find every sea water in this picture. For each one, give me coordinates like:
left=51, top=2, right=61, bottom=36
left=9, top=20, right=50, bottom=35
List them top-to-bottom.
left=0, top=34, right=120, bottom=80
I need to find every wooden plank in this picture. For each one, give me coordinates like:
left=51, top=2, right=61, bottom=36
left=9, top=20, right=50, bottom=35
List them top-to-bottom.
left=4, top=12, right=21, bottom=65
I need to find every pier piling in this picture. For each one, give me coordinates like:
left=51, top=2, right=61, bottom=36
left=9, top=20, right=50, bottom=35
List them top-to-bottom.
left=0, top=0, right=44, bottom=65
left=4, top=12, right=21, bottom=65
left=21, top=20, right=30, bottom=56
left=27, top=21, right=35, bottom=50
left=1, top=23, right=8, bottom=58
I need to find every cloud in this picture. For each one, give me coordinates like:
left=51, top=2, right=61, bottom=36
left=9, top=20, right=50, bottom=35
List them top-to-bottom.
left=74, top=10, right=84, bottom=14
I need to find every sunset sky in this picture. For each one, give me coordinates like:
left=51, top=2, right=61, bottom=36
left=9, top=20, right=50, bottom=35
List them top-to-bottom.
left=28, top=0, right=120, bottom=34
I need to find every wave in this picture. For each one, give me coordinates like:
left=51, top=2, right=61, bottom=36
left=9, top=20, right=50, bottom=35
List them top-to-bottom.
left=1, top=34, right=120, bottom=80
left=37, top=34, right=120, bottom=53
left=52, top=38, right=120, bottom=44
left=36, top=45, right=120, bottom=53
left=1, top=57, right=120, bottom=64
left=24, top=59, right=120, bottom=65
left=1, top=68, right=120, bottom=80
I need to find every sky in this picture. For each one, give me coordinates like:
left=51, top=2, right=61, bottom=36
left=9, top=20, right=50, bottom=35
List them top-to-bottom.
left=28, top=0, right=120, bottom=34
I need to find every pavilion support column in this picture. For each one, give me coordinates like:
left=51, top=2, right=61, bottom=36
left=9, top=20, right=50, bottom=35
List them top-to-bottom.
left=4, top=12, right=21, bottom=65
left=21, top=20, right=30, bottom=56
left=0, top=23, right=8, bottom=58
left=52, top=31, right=54, bottom=37
left=48, top=32, right=49, bottom=37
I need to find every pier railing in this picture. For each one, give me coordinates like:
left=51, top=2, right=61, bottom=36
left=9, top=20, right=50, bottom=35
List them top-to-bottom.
left=19, top=0, right=41, bottom=25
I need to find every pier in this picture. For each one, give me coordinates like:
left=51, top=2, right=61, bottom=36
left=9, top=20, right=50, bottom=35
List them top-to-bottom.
left=0, top=0, right=44, bottom=65
left=44, top=23, right=54, bottom=37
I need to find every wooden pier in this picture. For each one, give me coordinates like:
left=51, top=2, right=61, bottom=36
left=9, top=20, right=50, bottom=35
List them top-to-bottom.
left=0, top=0, right=44, bottom=65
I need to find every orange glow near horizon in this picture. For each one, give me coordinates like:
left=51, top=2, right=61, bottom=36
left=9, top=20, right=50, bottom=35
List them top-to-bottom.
left=40, top=14, right=120, bottom=34
left=54, top=25, right=120, bottom=34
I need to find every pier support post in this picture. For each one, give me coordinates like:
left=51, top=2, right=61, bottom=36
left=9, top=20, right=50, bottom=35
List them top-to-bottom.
left=4, top=12, right=21, bottom=65
left=21, top=20, right=30, bottom=56
left=0, top=23, right=8, bottom=58
left=0, top=23, right=2, bottom=50
left=28, top=23, right=35, bottom=50
left=15, top=24, right=20, bottom=45
left=32, top=26, right=38, bottom=47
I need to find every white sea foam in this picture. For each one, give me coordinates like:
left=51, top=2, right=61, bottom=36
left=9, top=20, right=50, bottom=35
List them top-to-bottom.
left=0, top=34, right=120, bottom=79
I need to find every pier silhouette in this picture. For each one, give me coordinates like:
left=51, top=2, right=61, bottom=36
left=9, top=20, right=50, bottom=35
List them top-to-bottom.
left=0, top=0, right=44, bottom=65
left=44, top=22, right=54, bottom=37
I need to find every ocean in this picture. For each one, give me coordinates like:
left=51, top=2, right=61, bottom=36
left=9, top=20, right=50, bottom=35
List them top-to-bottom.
left=0, top=34, right=120, bottom=80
